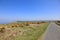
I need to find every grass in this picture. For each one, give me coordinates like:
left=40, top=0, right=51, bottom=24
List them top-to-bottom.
left=0, top=23, right=49, bottom=40
left=12, top=23, right=49, bottom=40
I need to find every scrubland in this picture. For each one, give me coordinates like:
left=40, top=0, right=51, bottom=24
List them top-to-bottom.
left=0, top=22, right=49, bottom=40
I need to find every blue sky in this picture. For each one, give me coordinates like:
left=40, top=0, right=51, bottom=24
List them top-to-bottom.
left=0, top=0, right=60, bottom=22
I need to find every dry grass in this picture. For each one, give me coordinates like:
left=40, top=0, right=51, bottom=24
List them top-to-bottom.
left=0, top=22, right=49, bottom=40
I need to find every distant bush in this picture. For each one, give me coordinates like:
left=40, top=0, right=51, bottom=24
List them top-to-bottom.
left=41, top=21, right=45, bottom=23
left=55, top=21, right=60, bottom=26
left=57, top=21, right=60, bottom=23
left=36, top=22, right=40, bottom=24
left=25, top=23, right=29, bottom=26
left=12, top=26, right=15, bottom=28
left=0, top=27, right=5, bottom=33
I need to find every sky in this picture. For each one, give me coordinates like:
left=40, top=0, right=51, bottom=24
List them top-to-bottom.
left=0, top=0, right=60, bottom=22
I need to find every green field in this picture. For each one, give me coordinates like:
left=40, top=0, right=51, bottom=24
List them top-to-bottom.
left=0, top=23, right=49, bottom=40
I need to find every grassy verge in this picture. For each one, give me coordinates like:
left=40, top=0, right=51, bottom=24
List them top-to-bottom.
left=0, top=23, right=49, bottom=40
left=11, top=23, right=49, bottom=40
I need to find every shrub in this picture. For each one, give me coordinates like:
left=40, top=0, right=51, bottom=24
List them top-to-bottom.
left=0, top=27, right=5, bottom=33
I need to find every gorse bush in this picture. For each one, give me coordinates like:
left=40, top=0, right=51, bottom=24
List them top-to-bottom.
left=0, top=27, right=5, bottom=33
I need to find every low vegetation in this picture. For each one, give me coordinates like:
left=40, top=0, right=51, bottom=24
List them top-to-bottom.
left=55, top=21, right=60, bottom=26
left=0, top=22, right=49, bottom=40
